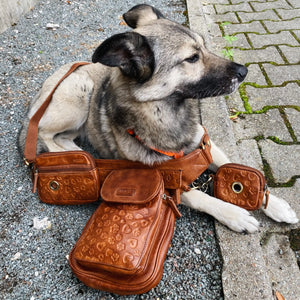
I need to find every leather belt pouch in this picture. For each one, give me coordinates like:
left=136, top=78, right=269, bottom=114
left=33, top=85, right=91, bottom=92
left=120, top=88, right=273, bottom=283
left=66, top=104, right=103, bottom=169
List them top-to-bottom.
left=33, top=151, right=100, bottom=205
left=214, top=163, right=268, bottom=210
left=69, top=169, right=176, bottom=295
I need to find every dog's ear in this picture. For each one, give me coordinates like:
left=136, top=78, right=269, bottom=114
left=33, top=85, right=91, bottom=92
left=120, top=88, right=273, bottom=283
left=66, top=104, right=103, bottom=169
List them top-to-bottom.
left=123, top=4, right=165, bottom=28
left=92, top=32, right=155, bottom=83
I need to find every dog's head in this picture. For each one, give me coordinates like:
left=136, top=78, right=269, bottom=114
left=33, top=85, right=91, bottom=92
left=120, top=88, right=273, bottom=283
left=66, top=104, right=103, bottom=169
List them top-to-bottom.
left=92, top=4, right=247, bottom=102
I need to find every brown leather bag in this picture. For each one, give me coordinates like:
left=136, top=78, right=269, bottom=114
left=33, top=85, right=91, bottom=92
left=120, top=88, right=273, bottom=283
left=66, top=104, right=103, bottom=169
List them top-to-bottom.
left=33, top=151, right=100, bottom=205
left=214, top=163, right=269, bottom=210
left=69, top=169, right=176, bottom=295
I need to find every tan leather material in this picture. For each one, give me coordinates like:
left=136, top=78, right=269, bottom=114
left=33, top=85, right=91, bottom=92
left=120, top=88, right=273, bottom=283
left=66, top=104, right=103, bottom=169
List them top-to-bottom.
left=95, top=131, right=213, bottom=205
left=34, top=151, right=100, bottom=205
left=214, top=163, right=267, bottom=211
left=69, top=169, right=176, bottom=295
left=101, top=169, right=163, bottom=204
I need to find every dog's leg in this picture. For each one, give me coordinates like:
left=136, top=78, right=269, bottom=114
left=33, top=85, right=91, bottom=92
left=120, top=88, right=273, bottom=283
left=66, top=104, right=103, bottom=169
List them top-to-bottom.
left=38, top=128, right=82, bottom=152
left=54, top=131, right=82, bottom=151
left=182, top=137, right=261, bottom=232
left=208, top=138, right=298, bottom=225
left=208, top=140, right=231, bottom=172
left=181, top=189, right=260, bottom=233
left=261, top=193, right=298, bottom=224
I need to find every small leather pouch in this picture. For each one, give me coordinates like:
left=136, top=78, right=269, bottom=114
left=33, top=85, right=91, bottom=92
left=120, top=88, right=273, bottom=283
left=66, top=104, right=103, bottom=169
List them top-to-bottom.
left=33, top=151, right=100, bottom=205
left=214, top=163, right=269, bottom=210
left=69, top=169, right=177, bottom=295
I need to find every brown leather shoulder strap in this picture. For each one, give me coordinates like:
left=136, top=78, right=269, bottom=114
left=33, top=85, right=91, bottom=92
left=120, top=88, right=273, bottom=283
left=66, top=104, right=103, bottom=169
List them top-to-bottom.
left=24, top=62, right=90, bottom=164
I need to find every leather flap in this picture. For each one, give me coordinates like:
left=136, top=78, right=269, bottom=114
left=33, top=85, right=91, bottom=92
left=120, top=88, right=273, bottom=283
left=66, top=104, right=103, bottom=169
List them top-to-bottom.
left=101, top=169, right=163, bottom=204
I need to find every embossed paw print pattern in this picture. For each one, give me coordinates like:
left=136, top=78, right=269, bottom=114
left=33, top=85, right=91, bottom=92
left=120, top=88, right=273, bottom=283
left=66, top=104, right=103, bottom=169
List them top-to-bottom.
left=214, top=164, right=266, bottom=210
left=38, top=170, right=99, bottom=204
left=74, top=200, right=160, bottom=274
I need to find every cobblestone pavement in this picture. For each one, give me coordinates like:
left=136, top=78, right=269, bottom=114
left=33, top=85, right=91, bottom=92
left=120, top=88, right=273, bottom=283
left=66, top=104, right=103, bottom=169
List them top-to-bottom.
left=187, top=0, right=300, bottom=299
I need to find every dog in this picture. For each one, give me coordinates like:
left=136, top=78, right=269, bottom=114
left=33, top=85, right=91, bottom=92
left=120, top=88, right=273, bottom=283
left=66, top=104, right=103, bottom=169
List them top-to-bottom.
left=19, top=4, right=298, bottom=232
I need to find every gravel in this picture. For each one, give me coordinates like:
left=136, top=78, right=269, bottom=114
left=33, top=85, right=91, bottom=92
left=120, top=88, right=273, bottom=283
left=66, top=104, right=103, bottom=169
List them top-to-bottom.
left=0, top=0, right=223, bottom=299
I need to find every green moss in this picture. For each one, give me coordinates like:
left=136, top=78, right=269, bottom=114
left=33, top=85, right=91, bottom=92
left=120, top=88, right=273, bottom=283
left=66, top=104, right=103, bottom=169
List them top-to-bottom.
left=238, top=84, right=252, bottom=113
left=266, top=136, right=296, bottom=145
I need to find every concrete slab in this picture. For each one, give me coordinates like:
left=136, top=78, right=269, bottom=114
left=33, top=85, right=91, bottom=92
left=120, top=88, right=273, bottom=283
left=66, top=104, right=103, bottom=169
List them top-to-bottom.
left=231, top=109, right=292, bottom=142
left=258, top=140, right=300, bottom=182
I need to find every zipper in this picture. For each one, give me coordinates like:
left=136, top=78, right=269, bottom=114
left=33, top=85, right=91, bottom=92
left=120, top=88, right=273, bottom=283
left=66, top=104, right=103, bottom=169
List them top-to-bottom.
left=31, top=164, right=94, bottom=194
left=37, top=164, right=92, bottom=172
left=32, top=168, right=38, bottom=193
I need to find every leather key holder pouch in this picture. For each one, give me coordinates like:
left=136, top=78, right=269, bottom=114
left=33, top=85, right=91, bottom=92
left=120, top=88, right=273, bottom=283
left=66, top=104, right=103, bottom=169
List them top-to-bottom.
left=33, top=151, right=100, bottom=205
left=214, top=163, right=269, bottom=210
left=69, top=169, right=177, bottom=295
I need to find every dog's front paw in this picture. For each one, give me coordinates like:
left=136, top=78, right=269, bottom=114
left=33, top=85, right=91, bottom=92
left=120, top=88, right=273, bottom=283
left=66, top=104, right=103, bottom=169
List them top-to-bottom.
left=262, top=194, right=299, bottom=224
left=215, top=202, right=260, bottom=233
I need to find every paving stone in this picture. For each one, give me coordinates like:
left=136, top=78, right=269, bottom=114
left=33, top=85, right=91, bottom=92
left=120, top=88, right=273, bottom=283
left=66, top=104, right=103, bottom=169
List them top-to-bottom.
left=202, top=0, right=230, bottom=4
left=251, top=0, right=292, bottom=11
left=286, top=0, right=300, bottom=8
left=215, top=3, right=252, bottom=14
left=202, top=4, right=215, bottom=16
left=276, top=7, right=300, bottom=19
left=238, top=10, right=280, bottom=23
left=213, top=12, right=239, bottom=24
left=264, top=19, right=300, bottom=33
left=223, top=21, right=267, bottom=35
left=292, top=29, right=300, bottom=40
left=248, top=31, right=299, bottom=48
left=233, top=33, right=252, bottom=48
left=209, top=34, right=251, bottom=54
left=278, top=45, right=300, bottom=63
left=233, top=46, right=285, bottom=65
left=245, top=63, right=268, bottom=85
left=263, top=64, right=300, bottom=85
left=246, top=83, right=300, bottom=110
left=226, top=91, right=246, bottom=112
left=285, top=108, right=300, bottom=140
left=232, top=109, right=292, bottom=142
left=236, top=139, right=264, bottom=171
left=258, top=140, right=300, bottom=182
left=262, top=234, right=300, bottom=300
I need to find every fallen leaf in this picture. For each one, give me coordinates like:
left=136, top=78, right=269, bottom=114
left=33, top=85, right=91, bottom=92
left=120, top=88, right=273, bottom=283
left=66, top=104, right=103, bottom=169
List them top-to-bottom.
left=275, top=291, right=285, bottom=300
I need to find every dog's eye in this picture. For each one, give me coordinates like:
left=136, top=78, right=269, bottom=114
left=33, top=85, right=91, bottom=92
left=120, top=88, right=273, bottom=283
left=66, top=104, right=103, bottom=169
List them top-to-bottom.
left=185, top=54, right=199, bottom=63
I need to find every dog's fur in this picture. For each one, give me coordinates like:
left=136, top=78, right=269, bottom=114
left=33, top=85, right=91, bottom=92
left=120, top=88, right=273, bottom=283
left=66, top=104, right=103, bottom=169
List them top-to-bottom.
left=19, top=4, right=298, bottom=232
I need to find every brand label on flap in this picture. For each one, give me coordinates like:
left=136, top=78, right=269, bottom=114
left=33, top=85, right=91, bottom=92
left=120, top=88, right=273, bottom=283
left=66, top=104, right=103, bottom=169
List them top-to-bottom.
left=116, top=188, right=136, bottom=197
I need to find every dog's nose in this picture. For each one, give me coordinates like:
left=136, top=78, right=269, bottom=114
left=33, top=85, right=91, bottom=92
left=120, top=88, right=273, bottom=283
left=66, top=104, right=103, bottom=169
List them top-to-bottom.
left=233, top=63, right=248, bottom=82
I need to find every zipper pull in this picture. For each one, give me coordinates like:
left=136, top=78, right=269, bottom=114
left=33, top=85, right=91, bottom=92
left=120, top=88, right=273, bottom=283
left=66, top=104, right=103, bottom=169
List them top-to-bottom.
left=32, top=169, right=38, bottom=193
left=264, top=185, right=269, bottom=209
left=163, top=194, right=182, bottom=218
